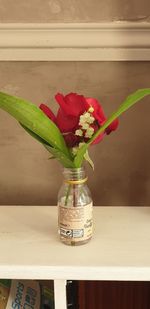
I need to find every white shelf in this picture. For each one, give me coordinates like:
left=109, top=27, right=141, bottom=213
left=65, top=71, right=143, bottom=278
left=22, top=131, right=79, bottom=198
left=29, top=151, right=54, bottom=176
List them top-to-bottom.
left=0, top=206, right=150, bottom=281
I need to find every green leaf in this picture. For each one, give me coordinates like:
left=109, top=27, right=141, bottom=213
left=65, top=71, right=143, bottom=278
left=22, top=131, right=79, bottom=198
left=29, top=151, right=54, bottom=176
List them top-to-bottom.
left=74, top=88, right=150, bottom=167
left=0, top=92, right=70, bottom=157
left=20, top=123, right=49, bottom=145
left=21, top=124, right=75, bottom=168
left=74, top=143, right=88, bottom=168
left=44, top=144, right=76, bottom=168
left=84, top=150, right=94, bottom=170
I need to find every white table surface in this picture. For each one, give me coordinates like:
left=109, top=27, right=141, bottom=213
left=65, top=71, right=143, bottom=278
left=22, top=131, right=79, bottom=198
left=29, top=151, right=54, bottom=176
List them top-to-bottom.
left=0, top=206, right=150, bottom=281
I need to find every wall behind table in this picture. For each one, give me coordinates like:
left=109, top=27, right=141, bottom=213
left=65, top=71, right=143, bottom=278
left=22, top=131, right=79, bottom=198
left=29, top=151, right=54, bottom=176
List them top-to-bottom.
left=0, top=0, right=149, bottom=22
left=0, top=61, right=149, bottom=206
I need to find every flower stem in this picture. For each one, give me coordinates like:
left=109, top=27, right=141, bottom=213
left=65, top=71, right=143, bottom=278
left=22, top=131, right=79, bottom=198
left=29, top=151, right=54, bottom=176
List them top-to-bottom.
left=65, top=184, right=71, bottom=206
left=73, top=184, right=76, bottom=207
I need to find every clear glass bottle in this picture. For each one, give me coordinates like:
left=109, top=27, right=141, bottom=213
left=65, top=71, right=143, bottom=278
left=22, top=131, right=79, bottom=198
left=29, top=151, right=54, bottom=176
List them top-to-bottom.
left=57, top=167, right=93, bottom=246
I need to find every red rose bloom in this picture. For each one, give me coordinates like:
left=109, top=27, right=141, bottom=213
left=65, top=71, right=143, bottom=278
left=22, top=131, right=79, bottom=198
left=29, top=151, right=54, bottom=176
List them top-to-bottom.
left=40, top=92, right=119, bottom=147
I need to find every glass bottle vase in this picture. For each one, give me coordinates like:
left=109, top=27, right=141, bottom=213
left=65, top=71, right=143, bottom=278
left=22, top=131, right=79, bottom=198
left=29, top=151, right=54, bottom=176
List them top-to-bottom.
left=57, top=167, right=93, bottom=246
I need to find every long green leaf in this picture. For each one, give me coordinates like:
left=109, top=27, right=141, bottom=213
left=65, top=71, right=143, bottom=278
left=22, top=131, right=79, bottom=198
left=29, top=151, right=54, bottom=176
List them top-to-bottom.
left=74, top=88, right=150, bottom=167
left=0, top=92, right=70, bottom=157
left=21, top=124, right=75, bottom=168
left=44, top=144, right=75, bottom=168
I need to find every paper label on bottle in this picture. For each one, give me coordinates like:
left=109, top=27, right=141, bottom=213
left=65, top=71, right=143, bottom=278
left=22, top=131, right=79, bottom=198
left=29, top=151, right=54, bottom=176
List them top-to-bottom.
left=58, top=203, right=93, bottom=242
left=6, top=280, right=41, bottom=309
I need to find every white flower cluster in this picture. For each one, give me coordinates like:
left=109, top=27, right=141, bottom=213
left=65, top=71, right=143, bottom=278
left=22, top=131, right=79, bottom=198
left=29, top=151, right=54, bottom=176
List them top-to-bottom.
left=75, top=107, right=95, bottom=139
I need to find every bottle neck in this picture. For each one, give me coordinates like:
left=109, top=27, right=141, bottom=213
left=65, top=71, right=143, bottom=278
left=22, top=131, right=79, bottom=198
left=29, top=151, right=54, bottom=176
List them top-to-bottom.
left=63, top=167, right=86, bottom=183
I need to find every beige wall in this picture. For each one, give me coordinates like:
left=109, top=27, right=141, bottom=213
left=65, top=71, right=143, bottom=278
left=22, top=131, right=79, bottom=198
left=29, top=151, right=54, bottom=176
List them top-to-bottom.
left=0, top=0, right=150, bottom=22
left=0, top=61, right=149, bottom=206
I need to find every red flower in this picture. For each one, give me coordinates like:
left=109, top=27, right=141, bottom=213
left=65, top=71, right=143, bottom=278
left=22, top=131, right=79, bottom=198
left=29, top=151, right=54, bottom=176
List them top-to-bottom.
left=40, top=92, right=119, bottom=147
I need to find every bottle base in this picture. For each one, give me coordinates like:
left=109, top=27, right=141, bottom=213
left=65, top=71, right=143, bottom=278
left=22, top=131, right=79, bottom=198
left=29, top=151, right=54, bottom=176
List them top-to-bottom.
left=59, top=236, right=92, bottom=246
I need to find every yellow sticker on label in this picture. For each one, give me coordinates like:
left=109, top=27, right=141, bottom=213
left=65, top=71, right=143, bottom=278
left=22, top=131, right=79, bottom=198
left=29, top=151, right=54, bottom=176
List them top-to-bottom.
left=58, top=203, right=93, bottom=242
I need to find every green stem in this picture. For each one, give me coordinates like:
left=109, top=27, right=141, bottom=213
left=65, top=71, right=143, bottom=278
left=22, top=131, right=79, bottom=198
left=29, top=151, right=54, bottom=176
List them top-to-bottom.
left=65, top=184, right=71, bottom=206
left=73, top=184, right=76, bottom=207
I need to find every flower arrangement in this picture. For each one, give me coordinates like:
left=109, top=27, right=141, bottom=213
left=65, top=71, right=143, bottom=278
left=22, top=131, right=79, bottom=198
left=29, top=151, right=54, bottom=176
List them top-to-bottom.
left=0, top=89, right=149, bottom=169
left=0, top=89, right=150, bottom=245
left=39, top=92, right=119, bottom=168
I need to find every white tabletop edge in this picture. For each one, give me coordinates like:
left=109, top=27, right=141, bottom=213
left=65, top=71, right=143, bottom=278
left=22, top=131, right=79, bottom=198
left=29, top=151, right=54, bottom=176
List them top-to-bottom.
left=0, top=265, right=150, bottom=281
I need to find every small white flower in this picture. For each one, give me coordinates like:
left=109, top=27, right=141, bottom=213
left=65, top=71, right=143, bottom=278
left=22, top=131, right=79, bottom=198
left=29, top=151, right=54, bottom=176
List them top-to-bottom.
left=88, top=106, right=94, bottom=113
left=79, top=111, right=94, bottom=127
left=84, top=112, right=91, bottom=120
left=80, top=114, right=85, bottom=121
left=79, top=115, right=86, bottom=126
left=86, top=116, right=95, bottom=124
left=79, top=119, right=85, bottom=126
left=81, top=123, right=89, bottom=130
left=85, top=127, right=94, bottom=138
left=89, top=127, right=94, bottom=133
left=75, top=129, right=83, bottom=136
left=85, top=132, right=92, bottom=138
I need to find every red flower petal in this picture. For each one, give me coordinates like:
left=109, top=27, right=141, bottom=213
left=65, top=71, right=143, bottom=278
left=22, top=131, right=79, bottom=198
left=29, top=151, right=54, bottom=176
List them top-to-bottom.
left=55, top=92, right=88, bottom=117
left=55, top=93, right=67, bottom=113
left=85, top=97, right=106, bottom=124
left=40, top=104, right=56, bottom=122
left=56, top=108, right=79, bottom=133
left=106, top=118, right=119, bottom=135
left=89, top=123, right=105, bottom=145
left=63, top=132, right=79, bottom=148
left=92, top=132, right=105, bottom=145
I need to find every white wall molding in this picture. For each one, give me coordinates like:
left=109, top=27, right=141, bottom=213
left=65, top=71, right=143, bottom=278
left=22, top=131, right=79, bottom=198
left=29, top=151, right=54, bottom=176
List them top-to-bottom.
left=0, top=22, right=150, bottom=61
